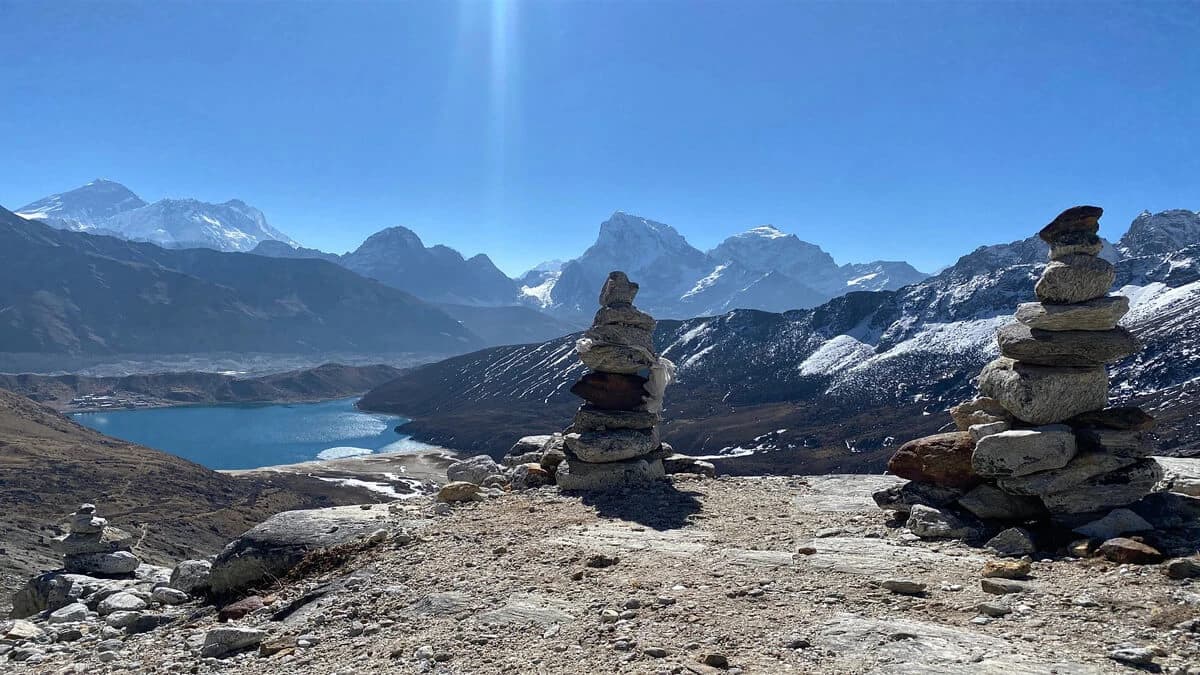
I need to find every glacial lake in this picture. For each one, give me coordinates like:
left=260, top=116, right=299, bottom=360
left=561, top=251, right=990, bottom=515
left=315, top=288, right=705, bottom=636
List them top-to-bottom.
left=71, top=397, right=437, bottom=470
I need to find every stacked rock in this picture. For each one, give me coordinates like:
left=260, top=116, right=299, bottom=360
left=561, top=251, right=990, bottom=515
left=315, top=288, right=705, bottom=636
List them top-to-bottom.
left=878, top=206, right=1162, bottom=541
left=555, top=271, right=675, bottom=491
left=50, top=503, right=141, bottom=575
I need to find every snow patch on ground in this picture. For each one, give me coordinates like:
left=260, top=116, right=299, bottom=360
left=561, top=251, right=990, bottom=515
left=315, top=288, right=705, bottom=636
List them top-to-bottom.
left=317, top=446, right=375, bottom=460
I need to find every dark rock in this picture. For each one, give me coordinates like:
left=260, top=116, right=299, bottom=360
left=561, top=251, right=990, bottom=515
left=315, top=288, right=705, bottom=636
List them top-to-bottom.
left=1037, top=205, right=1102, bottom=244
left=1049, top=231, right=1104, bottom=259
left=1034, top=254, right=1116, bottom=304
left=599, top=271, right=638, bottom=306
left=1015, top=296, right=1129, bottom=331
left=594, top=305, right=655, bottom=331
left=996, top=324, right=1139, bottom=367
left=569, top=372, right=648, bottom=410
left=572, top=406, right=658, bottom=432
left=1065, top=407, right=1155, bottom=431
left=1074, top=428, right=1153, bottom=458
left=887, top=432, right=980, bottom=489
left=872, top=481, right=965, bottom=513
left=956, top=484, right=1045, bottom=521
left=1129, top=491, right=1200, bottom=529
left=906, top=504, right=979, bottom=540
left=985, top=527, right=1037, bottom=557
left=1097, top=537, right=1163, bottom=564
left=1164, top=557, right=1200, bottom=579
left=980, top=578, right=1032, bottom=594
left=219, top=595, right=265, bottom=622
left=124, top=613, right=174, bottom=635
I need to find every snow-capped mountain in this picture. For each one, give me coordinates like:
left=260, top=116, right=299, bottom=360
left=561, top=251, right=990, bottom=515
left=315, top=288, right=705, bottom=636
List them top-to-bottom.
left=16, top=179, right=146, bottom=230
left=17, top=181, right=298, bottom=252
left=362, top=208, right=1200, bottom=471
left=1118, top=209, right=1200, bottom=259
left=523, top=212, right=931, bottom=322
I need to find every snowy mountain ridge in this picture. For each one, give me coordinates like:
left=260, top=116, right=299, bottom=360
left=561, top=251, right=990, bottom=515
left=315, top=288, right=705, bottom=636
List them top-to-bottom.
left=16, top=180, right=297, bottom=252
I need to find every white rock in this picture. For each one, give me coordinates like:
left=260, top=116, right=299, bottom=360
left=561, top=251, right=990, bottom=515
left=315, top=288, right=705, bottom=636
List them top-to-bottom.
left=98, top=592, right=147, bottom=616
left=46, top=603, right=90, bottom=624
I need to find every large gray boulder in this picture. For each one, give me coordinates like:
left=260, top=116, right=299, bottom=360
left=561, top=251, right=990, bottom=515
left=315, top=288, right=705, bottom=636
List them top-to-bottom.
left=1034, top=254, right=1115, bottom=304
left=1015, top=296, right=1128, bottom=331
left=996, top=324, right=1139, bottom=367
left=978, top=358, right=1107, bottom=425
left=971, top=425, right=1076, bottom=477
left=564, top=429, right=659, bottom=463
left=997, top=451, right=1139, bottom=497
left=446, top=455, right=501, bottom=485
left=554, top=456, right=664, bottom=491
left=1039, top=459, right=1164, bottom=514
left=872, top=482, right=965, bottom=513
left=957, top=484, right=1045, bottom=521
left=208, top=504, right=399, bottom=597
left=905, top=505, right=978, bottom=540
left=169, top=560, right=213, bottom=595
left=9, top=573, right=92, bottom=619
left=201, top=626, right=268, bottom=658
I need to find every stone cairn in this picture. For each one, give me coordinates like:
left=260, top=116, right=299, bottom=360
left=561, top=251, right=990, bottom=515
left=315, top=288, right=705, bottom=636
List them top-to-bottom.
left=877, top=206, right=1166, bottom=553
left=555, top=271, right=676, bottom=491
left=50, top=503, right=141, bottom=575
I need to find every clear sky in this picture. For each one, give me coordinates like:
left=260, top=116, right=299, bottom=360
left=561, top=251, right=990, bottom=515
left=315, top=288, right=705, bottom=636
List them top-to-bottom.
left=1, top=1, right=1197, bottom=275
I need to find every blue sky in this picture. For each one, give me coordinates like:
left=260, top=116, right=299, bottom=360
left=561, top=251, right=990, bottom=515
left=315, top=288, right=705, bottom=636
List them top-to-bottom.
left=1, top=1, right=1197, bottom=276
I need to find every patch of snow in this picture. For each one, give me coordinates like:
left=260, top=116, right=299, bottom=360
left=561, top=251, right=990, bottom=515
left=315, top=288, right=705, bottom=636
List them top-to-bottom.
left=520, top=271, right=560, bottom=307
left=317, top=446, right=375, bottom=460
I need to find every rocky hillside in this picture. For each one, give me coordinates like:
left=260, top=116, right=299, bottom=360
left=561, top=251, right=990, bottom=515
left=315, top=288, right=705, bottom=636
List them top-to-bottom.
left=0, top=207, right=483, bottom=356
left=360, top=210, right=1200, bottom=473
left=0, top=363, right=404, bottom=410
left=0, top=389, right=376, bottom=614
left=6, top=470, right=1200, bottom=672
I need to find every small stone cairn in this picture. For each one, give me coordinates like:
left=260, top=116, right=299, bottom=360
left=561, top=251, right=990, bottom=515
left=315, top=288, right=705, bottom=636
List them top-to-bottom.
left=877, top=206, right=1167, bottom=549
left=555, top=271, right=676, bottom=491
left=51, top=503, right=141, bottom=575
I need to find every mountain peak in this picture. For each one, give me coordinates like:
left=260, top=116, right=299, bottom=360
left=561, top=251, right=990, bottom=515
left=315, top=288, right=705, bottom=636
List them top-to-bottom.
left=741, top=225, right=790, bottom=240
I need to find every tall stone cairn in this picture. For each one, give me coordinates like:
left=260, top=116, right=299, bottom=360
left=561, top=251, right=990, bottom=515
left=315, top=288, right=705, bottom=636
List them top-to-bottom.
left=878, top=206, right=1163, bottom=537
left=555, top=271, right=675, bottom=491
left=50, top=503, right=141, bottom=575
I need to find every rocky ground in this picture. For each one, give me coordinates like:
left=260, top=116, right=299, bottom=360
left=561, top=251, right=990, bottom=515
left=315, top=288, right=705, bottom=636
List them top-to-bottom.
left=6, top=466, right=1200, bottom=674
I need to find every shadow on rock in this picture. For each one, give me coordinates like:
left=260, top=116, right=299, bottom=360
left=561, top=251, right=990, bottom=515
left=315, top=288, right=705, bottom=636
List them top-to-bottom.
left=572, top=482, right=703, bottom=530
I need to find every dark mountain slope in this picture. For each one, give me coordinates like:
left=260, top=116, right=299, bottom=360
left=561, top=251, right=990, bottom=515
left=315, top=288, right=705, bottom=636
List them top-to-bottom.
left=0, top=207, right=483, bottom=355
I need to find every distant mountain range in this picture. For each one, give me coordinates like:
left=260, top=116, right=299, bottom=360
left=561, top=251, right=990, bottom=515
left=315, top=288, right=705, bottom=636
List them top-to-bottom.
left=17, top=179, right=297, bottom=252
left=18, top=181, right=936, bottom=321
left=0, top=206, right=483, bottom=356
left=359, top=208, right=1200, bottom=474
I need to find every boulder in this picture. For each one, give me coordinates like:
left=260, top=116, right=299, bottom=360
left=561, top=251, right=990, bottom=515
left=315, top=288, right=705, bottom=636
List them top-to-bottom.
left=1038, top=205, right=1102, bottom=243
left=1048, top=231, right=1104, bottom=259
left=1034, top=254, right=1116, bottom=304
left=599, top=271, right=638, bottom=306
left=1015, top=296, right=1129, bottom=331
left=594, top=305, right=655, bottom=331
left=584, top=323, right=655, bottom=352
left=996, top=324, right=1139, bottom=367
left=577, top=341, right=656, bottom=374
left=978, top=357, right=1107, bottom=425
left=569, top=372, right=648, bottom=410
left=949, top=398, right=1011, bottom=431
left=572, top=406, right=659, bottom=432
left=1065, top=407, right=1155, bottom=431
left=968, top=421, right=1010, bottom=441
left=971, top=425, right=1076, bottom=477
left=565, top=428, right=660, bottom=463
left=1074, top=428, right=1153, bottom=458
left=887, top=432, right=980, bottom=488
left=508, top=435, right=554, bottom=457
left=997, top=451, right=1138, bottom=496
left=662, top=454, right=717, bottom=478
left=446, top=455, right=502, bottom=485
left=555, top=456, right=665, bottom=491
left=1039, top=459, right=1164, bottom=514
left=511, top=463, right=554, bottom=489
left=436, top=481, right=483, bottom=503
left=872, top=482, right=965, bottom=513
left=956, top=484, right=1045, bottom=521
left=1129, top=491, right=1200, bottom=529
left=208, top=504, right=394, bottom=597
left=905, top=504, right=978, bottom=540
left=1072, top=508, right=1153, bottom=540
left=50, top=526, right=135, bottom=556
left=985, top=527, right=1037, bottom=557
left=1097, top=538, right=1163, bottom=565
left=64, top=550, right=140, bottom=575
left=1164, top=558, right=1200, bottom=580
left=170, top=560, right=213, bottom=595
left=9, top=572, right=89, bottom=619
left=150, top=586, right=190, bottom=605
left=97, top=591, right=147, bottom=615
left=218, top=595, right=265, bottom=622
left=47, top=602, right=90, bottom=624
left=124, top=613, right=173, bottom=635
left=2, top=619, right=44, bottom=640
left=201, top=626, right=268, bottom=658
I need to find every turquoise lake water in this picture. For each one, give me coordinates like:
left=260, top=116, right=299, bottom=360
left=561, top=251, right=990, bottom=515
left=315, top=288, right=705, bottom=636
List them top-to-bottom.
left=70, top=397, right=435, bottom=470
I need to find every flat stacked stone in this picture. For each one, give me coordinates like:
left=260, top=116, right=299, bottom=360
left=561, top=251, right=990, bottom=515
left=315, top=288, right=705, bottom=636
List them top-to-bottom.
left=877, top=206, right=1164, bottom=546
left=555, top=271, right=673, bottom=491
left=51, top=503, right=140, bottom=575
